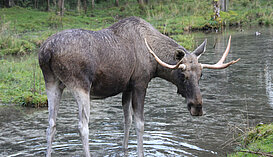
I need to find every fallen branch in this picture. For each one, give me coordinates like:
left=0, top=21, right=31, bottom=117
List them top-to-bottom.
left=221, top=135, right=241, bottom=149
left=240, top=150, right=273, bottom=157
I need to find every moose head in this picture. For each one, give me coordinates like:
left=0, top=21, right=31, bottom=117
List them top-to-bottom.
left=145, top=36, right=240, bottom=116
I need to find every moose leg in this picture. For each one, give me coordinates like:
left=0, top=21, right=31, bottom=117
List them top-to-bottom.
left=46, top=81, right=64, bottom=157
left=72, top=88, right=91, bottom=157
left=132, top=88, right=146, bottom=157
left=122, top=91, right=132, bottom=150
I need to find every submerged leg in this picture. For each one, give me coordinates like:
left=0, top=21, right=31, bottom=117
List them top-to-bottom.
left=46, top=81, right=64, bottom=157
left=72, top=88, right=91, bottom=157
left=132, top=88, right=146, bottom=157
left=122, top=91, right=133, bottom=150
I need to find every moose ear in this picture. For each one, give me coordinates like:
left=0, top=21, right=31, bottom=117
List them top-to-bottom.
left=193, top=39, right=207, bottom=58
left=175, top=49, right=186, bottom=60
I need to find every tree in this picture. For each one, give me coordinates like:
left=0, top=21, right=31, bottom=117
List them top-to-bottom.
left=4, top=0, right=15, bottom=7
left=47, top=0, right=50, bottom=11
left=52, top=0, right=57, bottom=10
left=57, top=0, right=64, bottom=16
left=61, top=0, right=64, bottom=16
left=77, top=0, right=81, bottom=13
left=83, top=0, right=87, bottom=14
left=91, top=0, right=94, bottom=9
left=115, top=0, right=119, bottom=7
left=137, top=0, right=144, bottom=5
left=138, top=0, right=145, bottom=10
left=213, top=0, right=220, bottom=20
left=220, top=0, right=228, bottom=11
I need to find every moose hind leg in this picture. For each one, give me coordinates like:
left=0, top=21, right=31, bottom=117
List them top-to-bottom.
left=46, top=81, right=64, bottom=157
left=72, top=88, right=91, bottom=157
left=132, top=88, right=146, bottom=157
left=122, top=91, right=133, bottom=150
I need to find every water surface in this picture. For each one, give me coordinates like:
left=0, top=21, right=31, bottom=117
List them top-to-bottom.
left=0, top=27, right=272, bottom=156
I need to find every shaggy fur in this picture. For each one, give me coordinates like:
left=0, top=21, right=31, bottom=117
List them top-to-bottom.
left=39, top=16, right=206, bottom=157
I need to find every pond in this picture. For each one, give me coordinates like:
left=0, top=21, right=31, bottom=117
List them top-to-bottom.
left=0, top=27, right=272, bottom=156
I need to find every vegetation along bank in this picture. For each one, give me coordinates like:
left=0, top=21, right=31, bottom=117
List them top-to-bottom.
left=0, top=0, right=272, bottom=107
left=0, top=0, right=272, bottom=155
left=228, top=123, right=273, bottom=157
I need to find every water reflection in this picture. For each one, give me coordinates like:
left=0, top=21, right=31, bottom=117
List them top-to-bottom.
left=1, top=27, right=273, bottom=156
left=265, top=54, right=273, bottom=108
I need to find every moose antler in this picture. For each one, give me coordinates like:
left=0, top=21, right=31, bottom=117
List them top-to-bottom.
left=201, top=36, right=240, bottom=69
left=144, top=38, right=186, bottom=70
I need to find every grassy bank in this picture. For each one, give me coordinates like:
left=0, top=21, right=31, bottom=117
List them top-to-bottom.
left=0, top=0, right=272, bottom=106
left=1, top=0, right=272, bottom=56
left=0, top=54, right=47, bottom=107
left=228, top=123, right=273, bottom=157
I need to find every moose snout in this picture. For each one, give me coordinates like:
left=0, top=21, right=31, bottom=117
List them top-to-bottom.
left=187, top=102, right=203, bottom=116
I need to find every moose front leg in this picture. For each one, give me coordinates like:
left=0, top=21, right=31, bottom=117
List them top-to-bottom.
left=132, top=87, right=146, bottom=157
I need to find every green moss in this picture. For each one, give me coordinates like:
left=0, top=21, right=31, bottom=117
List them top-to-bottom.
left=228, top=123, right=273, bottom=157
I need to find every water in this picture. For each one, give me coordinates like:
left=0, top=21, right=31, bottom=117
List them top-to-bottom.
left=1, top=27, right=272, bottom=156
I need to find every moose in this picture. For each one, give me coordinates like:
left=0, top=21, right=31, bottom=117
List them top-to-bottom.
left=39, top=17, right=239, bottom=157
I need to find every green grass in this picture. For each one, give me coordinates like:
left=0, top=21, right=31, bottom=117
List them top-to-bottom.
left=0, top=0, right=272, bottom=107
left=1, top=0, right=272, bottom=55
left=224, top=0, right=273, bottom=26
left=0, top=54, right=47, bottom=107
left=228, top=123, right=273, bottom=157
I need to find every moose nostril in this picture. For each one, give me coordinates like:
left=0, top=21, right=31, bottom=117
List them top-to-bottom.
left=187, top=103, right=193, bottom=111
left=188, top=103, right=203, bottom=116
left=195, top=105, right=202, bottom=111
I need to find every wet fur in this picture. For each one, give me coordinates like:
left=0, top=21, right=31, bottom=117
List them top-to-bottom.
left=39, top=16, right=204, bottom=157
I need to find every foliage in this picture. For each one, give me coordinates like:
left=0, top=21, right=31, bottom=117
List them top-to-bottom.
left=0, top=0, right=272, bottom=107
left=227, top=0, right=273, bottom=26
left=0, top=35, right=35, bottom=55
left=0, top=54, right=47, bottom=107
left=228, top=123, right=273, bottom=157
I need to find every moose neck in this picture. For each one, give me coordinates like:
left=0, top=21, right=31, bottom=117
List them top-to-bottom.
left=108, top=16, right=185, bottom=87
left=144, top=33, right=183, bottom=85
left=156, top=64, right=180, bottom=86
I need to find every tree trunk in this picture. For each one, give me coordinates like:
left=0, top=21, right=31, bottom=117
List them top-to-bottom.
left=5, top=0, right=15, bottom=7
left=33, top=0, right=36, bottom=8
left=47, top=0, right=50, bottom=11
left=52, top=0, right=56, bottom=10
left=57, top=0, right=61, bottom=14
left=58, top=0, right=64, bottom=16
left=61, top=0, right=64, bottom=16
left=77, top=0, right=81, bottom=13
left=83, top=0, right=87, bottom=14
left=91, top=0, right=94, bottom=9
left=115, top=0, right=119, bottom=7
left=138, top=0, right=144, bottom=10
left=138, top=0, right=144, bottom=5
left=213, top=0, right=220, bottom=20
left=220, top=0, right=228, bottom=12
